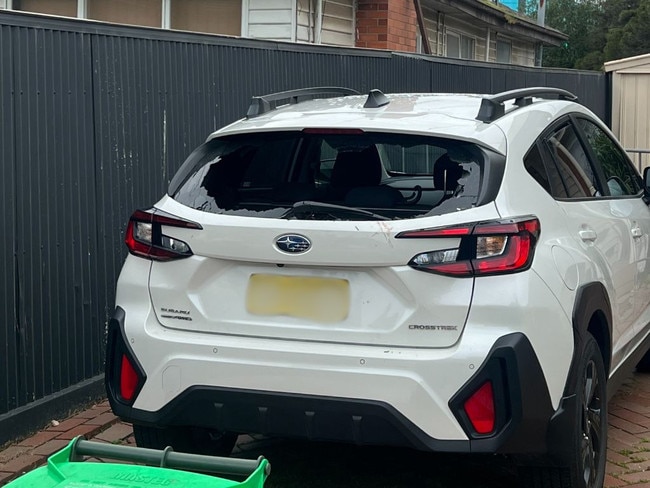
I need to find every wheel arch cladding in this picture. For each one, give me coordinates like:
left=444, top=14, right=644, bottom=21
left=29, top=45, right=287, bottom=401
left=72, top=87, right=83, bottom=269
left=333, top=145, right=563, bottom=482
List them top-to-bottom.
left=571, top=282, right=612, bottom=385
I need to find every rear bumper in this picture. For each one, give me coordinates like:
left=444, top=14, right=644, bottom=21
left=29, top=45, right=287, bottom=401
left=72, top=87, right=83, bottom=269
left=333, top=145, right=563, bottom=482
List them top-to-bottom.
left=106, top=307, right=567, bottom=455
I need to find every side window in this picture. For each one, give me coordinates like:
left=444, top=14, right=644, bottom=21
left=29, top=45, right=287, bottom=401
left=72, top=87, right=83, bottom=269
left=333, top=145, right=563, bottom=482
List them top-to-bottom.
left=577, top=118, right=642, bottom=197
left=545, top=123, right=600, bottom=199
left=524, top=143, right=552, bottom=194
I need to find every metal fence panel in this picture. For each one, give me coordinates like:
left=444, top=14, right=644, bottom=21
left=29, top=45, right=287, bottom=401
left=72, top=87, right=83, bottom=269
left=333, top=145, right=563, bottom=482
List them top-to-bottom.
left=0, top=10, right=609, bottom=440
left=0, top=24, right=18, bottom=417
left=10, top=25, right=99, bottom=410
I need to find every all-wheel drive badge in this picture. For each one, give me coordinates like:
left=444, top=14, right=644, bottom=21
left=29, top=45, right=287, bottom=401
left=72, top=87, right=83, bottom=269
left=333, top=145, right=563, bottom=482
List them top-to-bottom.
left=275, top=234, right=311, bottom=253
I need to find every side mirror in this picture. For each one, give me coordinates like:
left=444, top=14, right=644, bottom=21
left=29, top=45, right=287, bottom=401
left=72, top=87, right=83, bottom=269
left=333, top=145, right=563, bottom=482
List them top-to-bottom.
left=644, top=167, right=650, bottom=201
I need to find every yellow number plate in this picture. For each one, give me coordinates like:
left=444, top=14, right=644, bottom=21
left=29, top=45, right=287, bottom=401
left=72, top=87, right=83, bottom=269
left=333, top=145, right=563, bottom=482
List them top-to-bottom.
left=246, top=274, right=350, bottom=323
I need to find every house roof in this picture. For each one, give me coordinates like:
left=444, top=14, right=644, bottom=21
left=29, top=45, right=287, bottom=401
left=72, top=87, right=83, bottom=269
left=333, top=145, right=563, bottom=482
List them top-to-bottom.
left=425, top=0, right=568, bottom=46
left=604, top=53, right=650, bottom=73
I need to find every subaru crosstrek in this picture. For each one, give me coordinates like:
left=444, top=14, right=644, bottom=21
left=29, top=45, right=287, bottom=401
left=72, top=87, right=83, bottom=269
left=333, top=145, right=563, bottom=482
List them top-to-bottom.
left=106, top=87, right=650, bottom=488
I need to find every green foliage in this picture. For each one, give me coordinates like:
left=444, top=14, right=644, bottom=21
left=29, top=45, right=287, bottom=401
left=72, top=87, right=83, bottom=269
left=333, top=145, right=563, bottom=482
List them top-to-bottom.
left=542, top=0, right=650, bottom=69
left=605, top=0, right=650, bottom=59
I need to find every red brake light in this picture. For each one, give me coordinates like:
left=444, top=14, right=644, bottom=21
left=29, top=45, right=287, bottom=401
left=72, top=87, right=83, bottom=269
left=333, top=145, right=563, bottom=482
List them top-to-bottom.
left=302, top=128, right=365, bottom=135
left=125, top=209, right=202, bottom=261
left=398, top=216, right=540, bottom=277
left=120, top=354, right=140, bottom=402
left=463, top=381, right=495, bottom=435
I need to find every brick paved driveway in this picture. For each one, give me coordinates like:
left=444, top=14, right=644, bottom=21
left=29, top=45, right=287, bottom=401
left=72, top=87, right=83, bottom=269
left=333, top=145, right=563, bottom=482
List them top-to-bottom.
left=2, top=372, right=650, bottom=487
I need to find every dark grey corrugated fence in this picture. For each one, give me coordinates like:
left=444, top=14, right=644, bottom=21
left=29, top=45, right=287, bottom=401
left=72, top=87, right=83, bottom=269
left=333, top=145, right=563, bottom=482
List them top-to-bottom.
left=0, top=9, right=607, bottom=444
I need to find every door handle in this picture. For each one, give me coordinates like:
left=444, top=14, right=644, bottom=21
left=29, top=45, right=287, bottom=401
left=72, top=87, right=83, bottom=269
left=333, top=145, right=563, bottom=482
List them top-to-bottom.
left=632, top=226, right=643, bottom=238
left=579, top=229, right=597, bottom=242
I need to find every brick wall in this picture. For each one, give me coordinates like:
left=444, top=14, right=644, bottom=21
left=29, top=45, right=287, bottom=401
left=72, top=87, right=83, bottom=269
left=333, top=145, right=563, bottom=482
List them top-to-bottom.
left=356, top=0, right=417, bottom=52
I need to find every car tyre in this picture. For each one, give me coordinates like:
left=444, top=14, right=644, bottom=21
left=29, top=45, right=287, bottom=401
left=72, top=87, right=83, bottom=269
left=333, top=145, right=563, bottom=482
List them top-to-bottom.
left=519, top=333, right=606, bottom=488
left=133, top=424, right=238, bottom=456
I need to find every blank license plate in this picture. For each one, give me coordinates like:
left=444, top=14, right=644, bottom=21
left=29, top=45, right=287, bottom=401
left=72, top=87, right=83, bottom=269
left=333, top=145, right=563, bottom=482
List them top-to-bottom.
left=246, top=274, right=350, bottom=323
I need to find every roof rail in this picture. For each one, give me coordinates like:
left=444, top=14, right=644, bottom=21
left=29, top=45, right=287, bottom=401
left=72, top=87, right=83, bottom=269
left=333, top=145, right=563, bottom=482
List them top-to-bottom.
left=246, top=87, right=360, bottom=118
left=476, top=87, right=578, bottom=123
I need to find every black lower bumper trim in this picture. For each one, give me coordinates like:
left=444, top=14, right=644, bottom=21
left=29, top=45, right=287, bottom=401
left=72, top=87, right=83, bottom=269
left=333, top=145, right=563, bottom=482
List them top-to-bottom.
left=107, top=309, right=556, bottom=454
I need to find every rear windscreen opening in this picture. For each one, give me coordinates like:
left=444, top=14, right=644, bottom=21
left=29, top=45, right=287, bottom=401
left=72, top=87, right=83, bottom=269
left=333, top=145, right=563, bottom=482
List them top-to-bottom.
left=169, top=131, right=500, bottom=220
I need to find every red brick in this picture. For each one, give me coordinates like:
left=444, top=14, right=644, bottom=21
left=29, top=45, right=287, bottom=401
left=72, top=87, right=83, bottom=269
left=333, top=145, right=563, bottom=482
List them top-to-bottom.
left=362, top=41, right=388, bottom=49
left=611, top=408, right=650, bottom=429
left=84, top=412, right=118, bottom=426
left=609, top=416, right=648, bottom=434
left=46, top=417, right=87, bottom=432
left=94, top=423, right=134, bottom=443
left=56, top=424, right=103, bottom=440
left=609, top=427, right=647, bottom=447
left=18, top=430, right=59, bottom=448
left=609, top=437, right=641, bottom=453
left=32, top=439, right=70, bottom=456
left=0, top=446, right=30, bottom=463
left=608, top=448, right=633, bottom=464
left=628, top=451, right=650, bottom=462
left=0, top=454, right=44, bottom=476
left=626, top=459, right=650, bottom=472
left=607, top=461, right=629, bottom=476
left=0, top=471, right=15, bottom=485
left=620, top=471, right=650, bottom=484
left=604, top=474, right=628, bottom=487
left=621, top=483, right=650, bottom=488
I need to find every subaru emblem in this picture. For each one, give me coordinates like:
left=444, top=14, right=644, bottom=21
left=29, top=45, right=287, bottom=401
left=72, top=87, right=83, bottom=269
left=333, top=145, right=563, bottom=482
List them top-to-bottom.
left=275, top=234, right=311, bottom=254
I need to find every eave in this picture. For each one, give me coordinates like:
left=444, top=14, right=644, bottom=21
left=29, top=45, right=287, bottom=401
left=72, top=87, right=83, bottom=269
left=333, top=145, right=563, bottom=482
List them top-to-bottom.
left=424, top=0, right=568, bottom=46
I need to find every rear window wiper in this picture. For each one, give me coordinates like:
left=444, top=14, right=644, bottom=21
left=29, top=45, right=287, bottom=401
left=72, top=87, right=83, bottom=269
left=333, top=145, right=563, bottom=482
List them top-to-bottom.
left=281, top=201, right=390, bottom=221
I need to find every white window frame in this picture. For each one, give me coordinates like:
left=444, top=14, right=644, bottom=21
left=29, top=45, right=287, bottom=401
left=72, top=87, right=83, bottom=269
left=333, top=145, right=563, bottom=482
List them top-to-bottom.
left=446, top=30, right=460, bottom=58
left=460, top=34, right=475, bottom=60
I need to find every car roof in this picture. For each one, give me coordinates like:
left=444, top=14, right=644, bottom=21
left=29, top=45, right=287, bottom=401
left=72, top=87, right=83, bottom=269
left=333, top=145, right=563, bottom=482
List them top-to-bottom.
left=209, top=88, right=584, bottom=156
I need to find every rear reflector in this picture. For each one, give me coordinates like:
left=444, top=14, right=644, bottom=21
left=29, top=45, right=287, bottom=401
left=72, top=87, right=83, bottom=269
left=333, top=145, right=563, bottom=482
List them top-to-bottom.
left=397, top=216, right=540, bottom=277
left=119, top=354, right=140, bottom=403
left=463, top=381, right=495, bottom=435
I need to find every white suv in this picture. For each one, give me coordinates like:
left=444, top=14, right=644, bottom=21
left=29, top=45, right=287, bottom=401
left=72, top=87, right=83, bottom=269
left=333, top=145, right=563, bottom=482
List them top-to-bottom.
left=106, top=87, right=650, bottom=488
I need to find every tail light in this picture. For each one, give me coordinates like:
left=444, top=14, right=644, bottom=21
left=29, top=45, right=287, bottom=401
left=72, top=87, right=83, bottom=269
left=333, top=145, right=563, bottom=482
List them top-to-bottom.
left=125, top=209, right=202, bottom=261
left=397, top=216, right=540, bottom=277
left=463, top=381, right=496, bottom=435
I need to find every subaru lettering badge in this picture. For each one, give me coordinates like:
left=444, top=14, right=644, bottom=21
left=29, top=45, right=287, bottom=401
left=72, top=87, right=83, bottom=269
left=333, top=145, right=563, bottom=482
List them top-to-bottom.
left=275, top=234, right=311, bottom=254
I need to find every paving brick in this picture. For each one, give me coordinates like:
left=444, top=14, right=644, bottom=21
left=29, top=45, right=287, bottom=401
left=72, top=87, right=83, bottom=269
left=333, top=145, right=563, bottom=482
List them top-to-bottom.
left=621, top=401, right=650, bottom=416
left=611, top=408, right=650, bottom=430
left=83, top=412, right=118, bottom=426
left=610, top=414, right=650, bottom=434
left=46, top=417, right=88, bottom=432
left=94, top=423, right=134, bottom=443
left=56, top=424, right=103, bottom=440
left=610, top=427, right=647, bottom=447
left=18, top=430, right=60, bottom=448
left=32, top=439, right=71, bottom=456
left=0, top=446, right=30, bottom=463
left=609, top=448, right=633, bottom=464
left=628, top=451, right=650, bottom=462
left=0, top=454, right=44, bottom=475
left=626, top=459, right=650, bottom=472
left=607, top=461, right=629, bottom=476
left=620, top=470, right=650, bottom=484
left=0, top=471, right=15, bottom=485
left=605, top=473, right=629, bottom=487
left=619, top=483, right=650, bottom=488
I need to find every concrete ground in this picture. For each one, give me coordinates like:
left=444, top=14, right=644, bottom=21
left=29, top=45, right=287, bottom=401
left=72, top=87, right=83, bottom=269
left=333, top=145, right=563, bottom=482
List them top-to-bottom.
left=2, top=372, right=650, bottom=487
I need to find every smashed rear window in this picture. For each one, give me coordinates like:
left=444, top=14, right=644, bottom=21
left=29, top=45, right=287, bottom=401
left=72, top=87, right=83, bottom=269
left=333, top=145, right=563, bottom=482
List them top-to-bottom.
left=168, top=131, right=501, bottom=220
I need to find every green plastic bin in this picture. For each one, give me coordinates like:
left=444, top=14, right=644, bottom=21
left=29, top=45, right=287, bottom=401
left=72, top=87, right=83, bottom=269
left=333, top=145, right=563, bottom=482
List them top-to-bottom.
left=6, top=436, right=270, bottom=487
